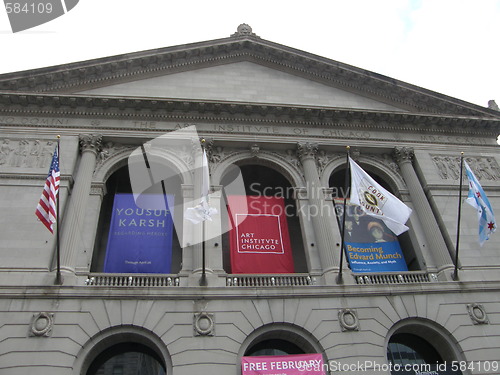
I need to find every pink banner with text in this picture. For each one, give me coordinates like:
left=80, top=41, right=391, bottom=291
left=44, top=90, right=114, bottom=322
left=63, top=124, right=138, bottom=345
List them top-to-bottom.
left=241, top=353, right=325, bottom=375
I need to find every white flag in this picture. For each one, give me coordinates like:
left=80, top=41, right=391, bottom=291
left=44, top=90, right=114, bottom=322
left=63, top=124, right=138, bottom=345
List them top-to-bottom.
left=185, top=148, right=218, bottom=224
left=349, top=157, right=412, bottom=235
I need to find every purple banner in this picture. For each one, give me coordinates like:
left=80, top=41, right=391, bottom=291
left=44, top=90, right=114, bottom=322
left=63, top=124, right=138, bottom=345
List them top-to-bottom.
left=104, top=194, right=174, bottom=273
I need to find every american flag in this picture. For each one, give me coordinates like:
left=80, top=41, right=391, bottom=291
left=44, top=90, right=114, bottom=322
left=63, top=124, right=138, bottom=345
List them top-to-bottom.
left=35, top=146, right=60, bottom=233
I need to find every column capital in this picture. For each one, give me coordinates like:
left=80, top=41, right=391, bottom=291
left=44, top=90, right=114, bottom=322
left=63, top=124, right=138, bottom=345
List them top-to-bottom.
left=79, top=134, right=102, bottom=154
left=297, top=142, right=318, bottom=161
left=393, top=146, right=414, bottom=164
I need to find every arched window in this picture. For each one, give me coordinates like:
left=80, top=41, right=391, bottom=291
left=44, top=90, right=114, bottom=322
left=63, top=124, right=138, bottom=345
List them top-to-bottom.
left=221, top=164, right=307, bottom=274
left=92, top=165, right=182, bottom=273
left=329, top=166, right=422, bottom=271
left=387, top=321, right=464, bottom=375
left=387, top=333, right=443, bottom=366
left=245, top=338, right=305, bottom=357
left=87, top=342, right=166, bottom=375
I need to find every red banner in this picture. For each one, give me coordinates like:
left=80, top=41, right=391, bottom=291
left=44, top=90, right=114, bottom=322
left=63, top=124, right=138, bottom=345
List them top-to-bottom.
left=228, top=195, right=295, bottom=274
left=242, top=353, right=325, bottom=375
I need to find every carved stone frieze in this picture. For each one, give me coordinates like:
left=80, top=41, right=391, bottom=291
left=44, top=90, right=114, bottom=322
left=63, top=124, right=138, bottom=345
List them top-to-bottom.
left=0, top=138, right=57, bottom=168
left=96, top=141, right=131, bottom=168
left=316, top=149, right=330, bottom=174
left=381, top=153, right=400, bottom=174
left=431, top=155, right=500, bottom=181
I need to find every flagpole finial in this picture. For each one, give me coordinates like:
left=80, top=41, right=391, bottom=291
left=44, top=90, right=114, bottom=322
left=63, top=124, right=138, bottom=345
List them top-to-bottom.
left=56, top=135, right=61, bottom=139
left=346, top=145, right=350, bottom=150
left=460, top=151, right=464, bottom=156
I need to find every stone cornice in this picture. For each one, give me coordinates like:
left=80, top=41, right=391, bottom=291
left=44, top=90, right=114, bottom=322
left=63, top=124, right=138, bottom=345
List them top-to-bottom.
left=0, top=35, right=498, bottom=118
left=1, top=92, right=499, bottom=135
left=2, top=279, right=500, bottom=299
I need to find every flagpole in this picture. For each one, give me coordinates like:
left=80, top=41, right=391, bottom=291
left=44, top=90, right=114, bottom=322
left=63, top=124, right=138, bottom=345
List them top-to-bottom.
left=55, top=135, right=62, bottom=285
left=199, top=138, right=207, bottom=286
left=337, top=146, right=350, bottom=284
left=453, top=152, right=464, bottom=281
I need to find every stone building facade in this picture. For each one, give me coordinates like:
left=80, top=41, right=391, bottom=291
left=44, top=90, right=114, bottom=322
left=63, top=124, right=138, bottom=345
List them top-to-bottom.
left=0, top=25, right=499, bottom=374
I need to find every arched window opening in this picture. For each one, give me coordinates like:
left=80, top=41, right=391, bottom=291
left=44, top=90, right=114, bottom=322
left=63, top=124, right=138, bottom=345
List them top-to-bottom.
left=92, top=164, right=182, bottom=273
left=220, top=164, right=307, bottom=274
left=329, top=167, right=421, bottom=272
left=387, top=320, right=465, bottom=375
left=387, top=333, right=463, bottom=375
left=388, top=333, right=442, bottom=366
left=245, top=339, right=305, bottom=357
left=87, top=342, right=166, bottom=375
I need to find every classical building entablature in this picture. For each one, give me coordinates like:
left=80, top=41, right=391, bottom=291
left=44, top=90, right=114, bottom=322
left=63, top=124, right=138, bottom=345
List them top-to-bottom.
left=0, top=92, right=499, bottom=139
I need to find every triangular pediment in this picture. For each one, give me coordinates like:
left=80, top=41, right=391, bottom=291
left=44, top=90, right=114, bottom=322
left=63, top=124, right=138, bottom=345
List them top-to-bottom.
left=0, top=30, right=498, bottom=119
left=76, top=61, right=404, bottom=111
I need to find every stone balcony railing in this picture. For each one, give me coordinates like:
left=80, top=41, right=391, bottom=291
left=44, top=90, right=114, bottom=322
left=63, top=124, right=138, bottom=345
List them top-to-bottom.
left=84, top=271, right=436, bottom=287
left=354, top=271, right=436, bottom=285
left=85, top=274, right=180, bottom=287
left=226, top=274, right=314, bottom=287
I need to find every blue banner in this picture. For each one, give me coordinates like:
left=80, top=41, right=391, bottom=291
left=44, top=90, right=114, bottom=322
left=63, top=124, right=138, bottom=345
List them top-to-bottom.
left=104, top=193, right=174, bottom=273
left=336, top=199, right=408, bottom=273
left=346, top=240, right=408, bottom=273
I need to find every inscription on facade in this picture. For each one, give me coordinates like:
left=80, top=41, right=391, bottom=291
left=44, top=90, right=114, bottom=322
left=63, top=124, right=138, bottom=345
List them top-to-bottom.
left=0, top=117, right=69, bottom=126
left=133, top=121, right=156, bottom=129
left=422, top=135, right=487, bottom=145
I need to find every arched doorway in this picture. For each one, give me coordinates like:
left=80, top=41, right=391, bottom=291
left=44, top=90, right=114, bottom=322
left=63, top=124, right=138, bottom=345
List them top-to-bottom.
left=220, top=163, right=307, bottom=274
left=92, top=164, right=183, bottom=273
left=329, top=165, right=422, bottom=271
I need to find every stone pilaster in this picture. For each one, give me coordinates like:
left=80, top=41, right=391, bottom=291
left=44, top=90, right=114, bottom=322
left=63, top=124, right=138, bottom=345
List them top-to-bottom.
left=60, top=134, right=102, bottom=273
left=191, top=139, right=204, bottom=274
left=297, top=142, right=339, bottom=277
left=393, top=147, right=453, bottom=273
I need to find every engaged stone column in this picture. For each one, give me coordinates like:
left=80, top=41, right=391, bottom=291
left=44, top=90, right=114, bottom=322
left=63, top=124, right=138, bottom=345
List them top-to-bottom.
left=60, top=134, right=102, bottom=273
left=190, top=139, right=205, bottom=274
left=297, top=143, right=339, bottom=275
left=393, top=147, right=453, bottom=272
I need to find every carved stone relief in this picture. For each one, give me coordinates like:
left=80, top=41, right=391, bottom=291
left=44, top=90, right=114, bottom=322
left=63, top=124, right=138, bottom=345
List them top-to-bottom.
left=0, top=138, right=56, bottom=168
left=431, top=155, right=500, bottom=181
left=467, top=303, right=489, bottom=325
left=338, top=308, right=359, bottom=331
left=29, top=312, right=54, bottom=337
left=193, top=312, right=215, bottom=336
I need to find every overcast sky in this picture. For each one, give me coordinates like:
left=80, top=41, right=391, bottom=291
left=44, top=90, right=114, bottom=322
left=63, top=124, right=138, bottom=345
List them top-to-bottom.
left=0, top=0, right=499, bottom=109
